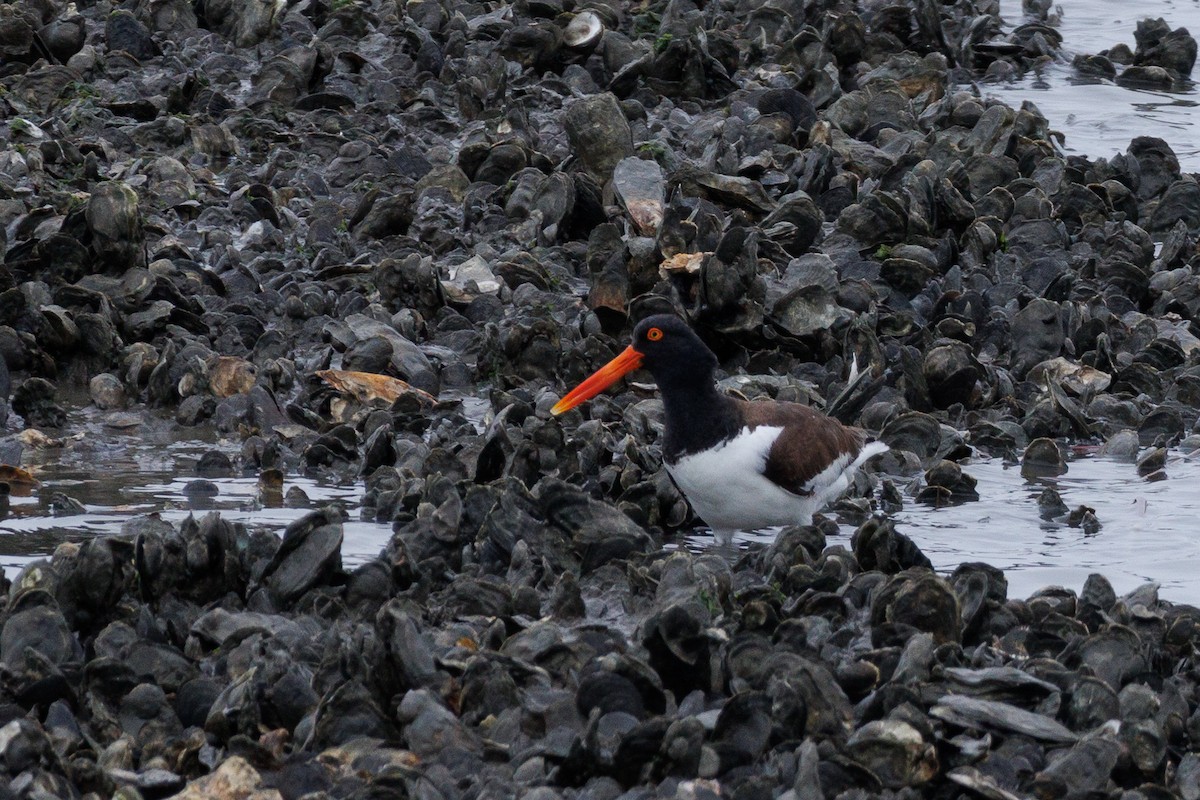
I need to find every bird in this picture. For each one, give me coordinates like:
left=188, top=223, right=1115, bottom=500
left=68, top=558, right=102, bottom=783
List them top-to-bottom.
left=551, top=314, right=887, bottom=544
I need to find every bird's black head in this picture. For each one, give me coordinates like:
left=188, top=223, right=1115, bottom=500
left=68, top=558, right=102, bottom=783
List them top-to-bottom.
left=551, top=314, right=718, bottom=416
left=630, top=314, right=718, bottom=383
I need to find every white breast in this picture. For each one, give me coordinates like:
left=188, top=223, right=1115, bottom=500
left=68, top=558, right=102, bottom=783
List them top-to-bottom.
left=666, top=426, right=815, bottom=533
left=665, top=428, right=885, bottom=538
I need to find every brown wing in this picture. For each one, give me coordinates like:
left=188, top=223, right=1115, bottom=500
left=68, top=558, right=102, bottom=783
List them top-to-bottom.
left=737, top=399, right=868, bottom=496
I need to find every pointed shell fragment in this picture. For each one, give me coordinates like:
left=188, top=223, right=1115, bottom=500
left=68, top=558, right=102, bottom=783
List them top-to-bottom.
left=613, top=156, right=665, bottom=235
left=659, top=252, right=706, bottom=278
left=317, top=369, right=436, bottom=407
left=931, top=695, right=1078, bottom=744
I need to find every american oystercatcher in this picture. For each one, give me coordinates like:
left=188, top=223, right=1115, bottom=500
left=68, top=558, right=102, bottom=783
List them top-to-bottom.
left=552, top=315, right=887, bottom=543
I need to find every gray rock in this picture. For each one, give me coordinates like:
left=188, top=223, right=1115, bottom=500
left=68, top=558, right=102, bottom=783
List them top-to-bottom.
left=200, top=0, right=282, bottom=46
left=105, top=10, right=158, bottom=59
left=1133, top=17, right=1197, bottom=76
left=563, top=93, right=634, bottom=183
left=613, top=157, right=665, bottom=236
left=86, top=182, right=145, bottom=272
left=1010, top=299, right=1064, bottom=377
left=89, top=373, right=128, bottom=410
left=260, top=507, right=344, bottom=603
left=1, top=600, right=77, bottom=667
left=931, top=695, right=1077, bottom=743
left=846, top=720, right=938, bottom=789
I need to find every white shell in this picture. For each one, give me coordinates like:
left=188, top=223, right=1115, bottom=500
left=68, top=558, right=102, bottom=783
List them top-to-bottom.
left=563, top=10, right=603, bottom=49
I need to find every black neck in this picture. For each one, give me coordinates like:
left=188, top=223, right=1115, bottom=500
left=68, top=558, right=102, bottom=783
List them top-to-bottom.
left=661, top=379, right=740, bottom=462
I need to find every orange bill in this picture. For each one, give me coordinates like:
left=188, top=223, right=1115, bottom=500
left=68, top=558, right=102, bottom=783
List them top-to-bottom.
left=551, top=346, right=644, bottom=415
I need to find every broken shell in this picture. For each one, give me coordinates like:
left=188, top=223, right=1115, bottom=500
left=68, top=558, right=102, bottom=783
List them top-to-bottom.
left=562, top=10, right=603, bottom=50
left=613, top=157, right=666, bottom=236
left=316, top=370, right=437, bottom=407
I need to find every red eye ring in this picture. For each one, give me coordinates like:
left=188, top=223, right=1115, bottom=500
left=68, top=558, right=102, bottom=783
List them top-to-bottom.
left=646, top=327, right=664, bottom=341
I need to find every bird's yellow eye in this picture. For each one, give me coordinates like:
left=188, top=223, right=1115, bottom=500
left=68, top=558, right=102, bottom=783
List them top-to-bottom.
left=646, top=327, right=664, bottom=341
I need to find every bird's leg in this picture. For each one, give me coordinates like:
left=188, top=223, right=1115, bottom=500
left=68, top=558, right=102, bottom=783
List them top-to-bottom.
left=712, top=528, right=736, bottom=546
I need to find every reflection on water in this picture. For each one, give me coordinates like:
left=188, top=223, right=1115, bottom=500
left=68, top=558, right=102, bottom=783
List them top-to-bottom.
left=994, top=0, right=1200, bottom=171
left=0, top=407, right=394, bottom=574
left=11, top=407, right=1200, bottom=606
left=684, top=451, right=1200, bottom=605
left=887, top=453, right=1200, bottom=603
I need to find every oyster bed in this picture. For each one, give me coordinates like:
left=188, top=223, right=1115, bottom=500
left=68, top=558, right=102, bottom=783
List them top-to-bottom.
left=3, top=0, right=1200, bottom=797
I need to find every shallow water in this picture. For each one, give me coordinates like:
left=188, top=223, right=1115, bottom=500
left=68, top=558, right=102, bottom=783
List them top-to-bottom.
left=996, top=0, right=1200, bottom=170
left=8, top=405, right=1200, bottom=605
left=0, top=407, right=394, bottom=573
left=684, top=451, right=1200, bottom=605
left=890, top=452, right=1200, bottom=602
